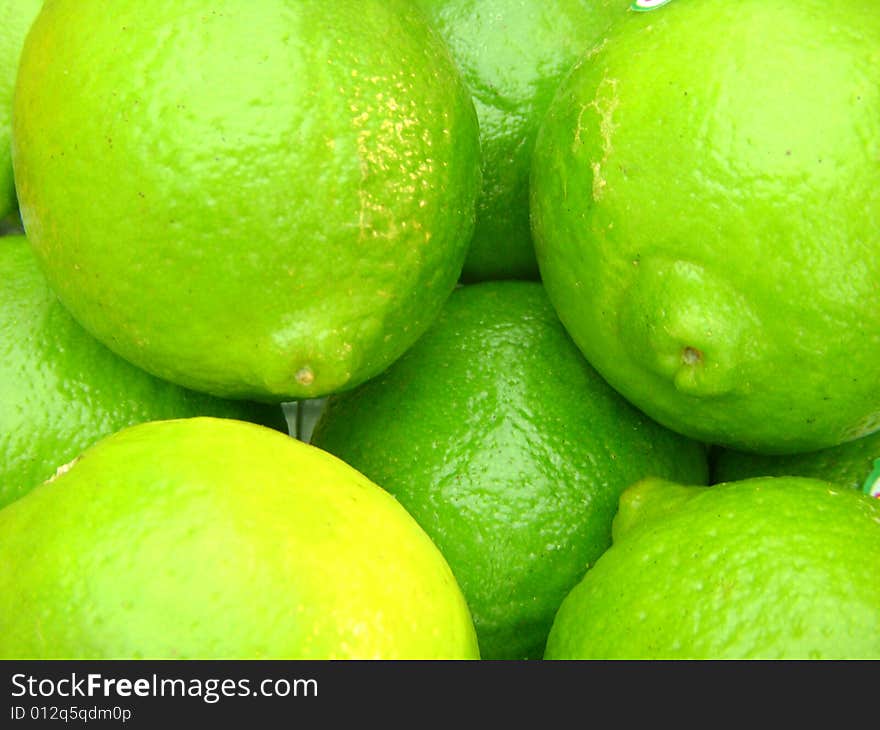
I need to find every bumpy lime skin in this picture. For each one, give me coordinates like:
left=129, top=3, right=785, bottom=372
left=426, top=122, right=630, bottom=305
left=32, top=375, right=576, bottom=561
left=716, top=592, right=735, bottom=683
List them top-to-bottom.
left=0, top=0, right=41, bottom=219
left=13, top=0, right=481, bottom=401
left=416, top=0, right=621, bottom=282
left=531, top=0, right=880, bottom=454
left=0, top=236, right=285, bottom=509
left=312, top=281, right=708, bottom=660
left=0, top=418, right=480, bottom=659
left=712, top=429, right=880, bottom=492
left=545, top=477, right=880, bottom=660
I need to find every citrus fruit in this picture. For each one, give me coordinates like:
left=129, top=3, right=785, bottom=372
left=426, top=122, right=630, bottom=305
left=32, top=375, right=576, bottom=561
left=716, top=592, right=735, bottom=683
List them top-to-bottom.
left=0, top=0, right=40, bottom=220
left=13, top=0, right=481, bottom=401
left=416, top=0, right=619, bottom=281
left=530, top=0, right=880, bottom=454
left=0, top=235, right=285, bottom=510
left=311, top=281, right=709, bottom=659
left=0, top=417, right=479, bottom=659
left=712, top=431, right=880, bottom=494
left=545, top=475, right=880, bottom=659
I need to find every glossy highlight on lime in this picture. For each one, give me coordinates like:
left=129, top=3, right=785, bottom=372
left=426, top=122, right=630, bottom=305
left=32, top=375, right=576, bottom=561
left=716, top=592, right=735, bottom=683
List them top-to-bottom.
left=313, top=281, right=708, bottom=659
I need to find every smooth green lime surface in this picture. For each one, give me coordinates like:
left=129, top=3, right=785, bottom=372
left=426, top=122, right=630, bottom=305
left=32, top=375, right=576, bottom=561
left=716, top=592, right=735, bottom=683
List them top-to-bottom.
left=0, top=0, right=41, bottom=218
left=14, top=0, right=480, bottom=401
left=417, top=0, right=620, bottom=281
left=531, top=0, right=880, bottom=454
left=0, top=236, right=284, bottom=509
left=312, top=281, right=708, bottom=659
left=0, top=417, right=479, bottom=659
left=545, top=476, right=880, bottom=659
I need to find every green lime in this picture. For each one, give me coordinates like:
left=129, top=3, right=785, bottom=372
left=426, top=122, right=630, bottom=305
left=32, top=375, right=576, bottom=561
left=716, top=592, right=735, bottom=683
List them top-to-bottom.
left=0, top=0, right=41, bottom=220
left=14, top=0, right=480, bottom=401
left=416, top=0, right=620, bottom=281
left=531, top=0, right=880, bottom=454
left=0, top=236, right=284, bottom=509
left=311, top=281, right=708, bottom=659
left=0, top=417, right=479, bottom=659
left=712, top=431, right=880, bottom=494
left=545, top=475, right=880, bottom=659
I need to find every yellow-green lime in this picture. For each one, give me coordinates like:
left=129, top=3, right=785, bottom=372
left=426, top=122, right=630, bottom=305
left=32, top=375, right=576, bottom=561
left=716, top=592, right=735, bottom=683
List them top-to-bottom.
left=0, top=0, right=40, bottom=220
left=14, top=0, right=480, bottom=401
left=416, top=0, right=620, bottom=281
left=531, top=0, right=880, bottom=454
left=0, top=236, right=285, bottom=509
left=311, top=281, right=708, bottom=660
left=0, top=417, right=479, bottom=659
left=712, top=431, right=880, bottom=494
left=545, top=476, right=880, bottom=659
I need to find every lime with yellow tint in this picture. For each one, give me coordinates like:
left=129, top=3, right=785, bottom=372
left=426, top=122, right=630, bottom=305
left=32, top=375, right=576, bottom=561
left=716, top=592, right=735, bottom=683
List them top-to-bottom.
left=0, top=0, right=41, bottom=220
left=14, top=0, right=480, bottom=401
left=416, top=0, right=620, bottom=281
left=531, top=0, right=880, bottom=454
left=0, top=235, right=284, bottom=510
left=0, top=418, right=479, bottom=659
left=545, top=475, right=880, bottom=659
